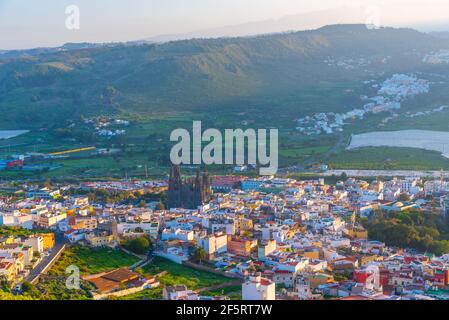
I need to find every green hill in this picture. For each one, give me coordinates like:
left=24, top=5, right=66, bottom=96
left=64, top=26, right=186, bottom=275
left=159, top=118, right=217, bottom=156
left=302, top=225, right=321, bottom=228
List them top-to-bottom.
left=0, top=24, right=447, bottom=129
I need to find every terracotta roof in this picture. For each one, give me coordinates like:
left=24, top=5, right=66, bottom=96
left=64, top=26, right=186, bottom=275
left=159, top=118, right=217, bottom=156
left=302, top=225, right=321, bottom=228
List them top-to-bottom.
left=0, top=262, right=13, bottom=269
left=87, top=268, right=142, bottom=294
left=103, top=268, right=138, bottom=283
left=274, top=270, right=293, bottom=274
left=89, top=277, right=119, bottom=293
left=260, top=279, right=273, bottom=286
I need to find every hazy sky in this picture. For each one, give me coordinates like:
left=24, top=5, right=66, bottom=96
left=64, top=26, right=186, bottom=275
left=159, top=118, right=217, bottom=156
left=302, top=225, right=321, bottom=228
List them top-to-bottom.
left=2, top=0, right=449, bottom=49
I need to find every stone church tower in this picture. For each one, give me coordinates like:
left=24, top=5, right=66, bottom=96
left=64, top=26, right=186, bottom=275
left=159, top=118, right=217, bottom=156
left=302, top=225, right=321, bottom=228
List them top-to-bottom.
left=168, top=165, right=212, bottom=209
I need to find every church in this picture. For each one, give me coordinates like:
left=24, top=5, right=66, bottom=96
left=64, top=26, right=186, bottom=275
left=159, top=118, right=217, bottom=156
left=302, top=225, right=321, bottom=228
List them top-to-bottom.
left=167, top=165, right=212, bottom=210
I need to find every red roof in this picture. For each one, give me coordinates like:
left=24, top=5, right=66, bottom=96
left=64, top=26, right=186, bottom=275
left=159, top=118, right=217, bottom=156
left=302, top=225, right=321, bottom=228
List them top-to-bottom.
left=275, top=270, right=293, bottom=274
left=260, top=279, right=273, bottom=286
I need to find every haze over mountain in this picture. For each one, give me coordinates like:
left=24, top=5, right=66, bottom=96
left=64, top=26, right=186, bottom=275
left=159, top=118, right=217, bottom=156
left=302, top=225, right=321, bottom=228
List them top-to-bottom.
left=4, top=1, right=449, bottom=50
left=145, top=6, right=449, bottom=43
left=144, top=7, right=369, bottom=43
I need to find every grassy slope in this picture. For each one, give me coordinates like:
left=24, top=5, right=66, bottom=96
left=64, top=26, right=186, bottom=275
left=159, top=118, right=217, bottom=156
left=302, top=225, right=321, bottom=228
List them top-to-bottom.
left=0, top=25, right=445, bottom=129
left=47, top=246, right=139, bottom=276
left=116, top=257, right=233, bottom=300
left=142, top=257, right=229, bottom=290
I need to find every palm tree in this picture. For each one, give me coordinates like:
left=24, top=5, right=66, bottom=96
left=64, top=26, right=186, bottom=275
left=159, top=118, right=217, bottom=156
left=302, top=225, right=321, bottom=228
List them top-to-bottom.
left=194, top=247, right=207, bottom=264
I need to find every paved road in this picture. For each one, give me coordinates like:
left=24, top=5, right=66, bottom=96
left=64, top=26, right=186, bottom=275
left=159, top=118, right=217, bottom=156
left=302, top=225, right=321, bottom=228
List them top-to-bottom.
left=319, top=169, right=449, bottom=178
left=25, top=236, right=66, bottom=284
left=129, top=252, right=154, bottom=270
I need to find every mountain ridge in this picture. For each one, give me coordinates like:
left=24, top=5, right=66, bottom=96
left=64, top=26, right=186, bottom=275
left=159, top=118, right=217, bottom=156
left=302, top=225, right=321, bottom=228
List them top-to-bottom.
left=0, top=24, right=447, bottom=129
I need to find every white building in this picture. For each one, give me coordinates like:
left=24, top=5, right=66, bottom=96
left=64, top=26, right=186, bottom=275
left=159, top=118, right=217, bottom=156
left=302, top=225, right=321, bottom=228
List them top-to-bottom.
left=424, top=180, right=449, bottom=196
left=27, top=188, right=60, bottom=200
left=0, top=211, right=33, bottom=229
left=115, top=221, right=159, bottom=239
left=161, top=228, right=194, bottom=242
left=197, top=232, right=227, bottom=259
left=23, top=236, right=44, bottom=254
left=258, top=240, right=277, bottom=260
left=242, top=274, right=276, bottom=300
left=291, top=276, right=315, bottom=300
left=163, top=284, right=199, bottom=300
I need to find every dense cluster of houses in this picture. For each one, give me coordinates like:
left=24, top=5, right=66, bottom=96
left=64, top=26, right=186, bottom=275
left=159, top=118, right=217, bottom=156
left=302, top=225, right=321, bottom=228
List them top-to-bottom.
left=423, top=49, right=449, bottom=65
left=324, top=56, right=391, bottom=71
left=296, top=73, right=430, bottom=135
left=81, top=116, right=130, bottom=138
left=1, top=173, right=449, bottom=300
left=79, top=180, right=167, bottom=193
left=0, top=232, right=55, bottom=285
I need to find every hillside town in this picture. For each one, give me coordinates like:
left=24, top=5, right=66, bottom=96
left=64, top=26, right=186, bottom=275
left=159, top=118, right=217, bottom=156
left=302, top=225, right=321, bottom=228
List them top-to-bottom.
left=423, top=49, right=449, bottom=65
left=296, top=73, right=431, bottom=135
left=83, top=117, right=130, bottom=138
left=1, top=166, right=449, bottom=300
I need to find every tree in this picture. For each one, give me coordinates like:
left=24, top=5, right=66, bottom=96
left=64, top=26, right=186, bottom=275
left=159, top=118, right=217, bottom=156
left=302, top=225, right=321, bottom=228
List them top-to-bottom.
left=43, top=179, right=52, bottom=190
left=398, top=193, right=412, bottom=202
left=138, top=200, right=146, bottom=208
left=155, top=202, right=165, bottom=210
left=365, top=209, right=449, bottom=255
left=242, top=231, right=252, bottom=238
left=125, top=237, right=151, bottom=255
left=429, top=240, right=449, bottom=256
left=193, top=247, right=207, bottom=264
left=247, top=265, right=257, bottom=274
left=134, top=267, right=145, bottom=276
left=333, top=271, right=352, bottom=282
left=0, top=275, right=10, bottom=292
left=21, top=281, right=42, bottom=299
left=0, top=291, right=35, bottom=300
